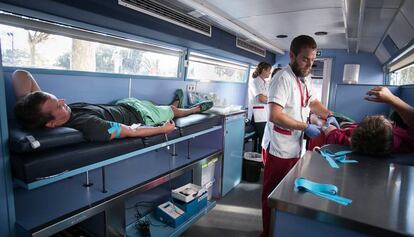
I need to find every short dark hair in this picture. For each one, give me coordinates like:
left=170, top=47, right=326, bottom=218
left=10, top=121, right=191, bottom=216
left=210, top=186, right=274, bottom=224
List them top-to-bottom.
left=290, top=35, right=317, bottom=56
left=271, top=67, right=282, bottom=78
left=14, top=91, right=53, bottom=129
left=350, top=115, right=393, bottom=156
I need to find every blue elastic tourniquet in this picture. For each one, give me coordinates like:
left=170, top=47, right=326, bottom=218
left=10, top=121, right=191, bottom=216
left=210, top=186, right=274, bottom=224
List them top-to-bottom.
left=107, top=122, right=122, bottom=138
left=318, top=149, right=357, bottom=168
left=295, top=177, right=352, bottom=206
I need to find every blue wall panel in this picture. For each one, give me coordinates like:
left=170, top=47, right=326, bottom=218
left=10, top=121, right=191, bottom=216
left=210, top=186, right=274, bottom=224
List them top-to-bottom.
left=275, top=49, right=383, bottom=109
left=0, top=63, right=14, bottom=237
left=130, top=79, right=247, bottom=108
left=130, top=79, right=187, bottom=106
left=196, top=81, right=247, bottom=106
left=333, top=84, right=400, bottom=122
left=400, top=85, right=414, bottom=107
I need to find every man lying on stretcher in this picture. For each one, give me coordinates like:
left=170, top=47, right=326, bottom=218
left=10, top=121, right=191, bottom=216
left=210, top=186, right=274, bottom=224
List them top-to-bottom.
left=13, top=70, right=214, bottom=142
left=307, top=86, right=414, bottom=156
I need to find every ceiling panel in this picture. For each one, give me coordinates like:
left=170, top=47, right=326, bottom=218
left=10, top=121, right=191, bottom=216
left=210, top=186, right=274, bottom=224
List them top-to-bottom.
left=169, top=0, right=406, bottom=53
left=205, top=0, right=342, bottom=19
left=365, top=0, right=402, bottom=8
left=401, top=0, right=414, bottom=29
left=237, top=8, right=344, bottom=50
left=362, top=8, right=396, bottom=37
left=388, top=12, right=414, bottom=49
left=269, top=33, right=347, bottom=51
left=359, top=37, right=382, bottom=52
left=375, top=43, right=391, bottom=64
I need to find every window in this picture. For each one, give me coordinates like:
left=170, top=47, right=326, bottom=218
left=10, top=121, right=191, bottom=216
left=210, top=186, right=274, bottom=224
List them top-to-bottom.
left=0, top=12, right=182, bottom=78
left=387, top=44, right=414, bottom=86
left=187, top=52, right=248, bottom=83
left=389, top=63, right=414, bottom=85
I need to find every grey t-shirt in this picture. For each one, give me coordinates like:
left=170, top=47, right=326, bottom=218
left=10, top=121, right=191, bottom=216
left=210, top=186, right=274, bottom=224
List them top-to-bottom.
left=64, top=103, right=144, bottom=142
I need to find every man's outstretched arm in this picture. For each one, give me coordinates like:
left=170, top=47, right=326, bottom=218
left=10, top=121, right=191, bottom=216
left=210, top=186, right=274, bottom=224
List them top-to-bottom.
left=12, top=70, right=41, bottom=99
left=366, top=86, right=414, bottom=128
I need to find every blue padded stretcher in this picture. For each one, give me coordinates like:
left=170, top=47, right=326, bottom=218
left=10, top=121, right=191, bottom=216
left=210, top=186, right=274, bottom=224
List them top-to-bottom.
left=9, top=113, right=222, bottom=184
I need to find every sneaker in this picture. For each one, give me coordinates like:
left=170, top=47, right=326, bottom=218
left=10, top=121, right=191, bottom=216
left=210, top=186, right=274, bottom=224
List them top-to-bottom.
left=171, top=89, right=184, bottom=108
left=191, top=100, right=214, bottom=113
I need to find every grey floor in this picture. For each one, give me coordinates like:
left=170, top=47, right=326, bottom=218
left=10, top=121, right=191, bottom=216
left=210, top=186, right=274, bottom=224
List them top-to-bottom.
left=181, top=172, right=263, bottom=237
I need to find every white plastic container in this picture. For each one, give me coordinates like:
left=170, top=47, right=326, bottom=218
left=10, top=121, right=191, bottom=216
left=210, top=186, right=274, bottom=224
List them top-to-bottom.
left=343, top=64, right=360, bottom=84
left=201, top=158, right=218, bottom=199
left=172, top=183, right=206, bottom=203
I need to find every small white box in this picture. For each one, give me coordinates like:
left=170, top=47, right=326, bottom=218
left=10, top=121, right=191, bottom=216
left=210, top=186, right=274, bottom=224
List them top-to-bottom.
left=172, top=183, right=206, bottom=203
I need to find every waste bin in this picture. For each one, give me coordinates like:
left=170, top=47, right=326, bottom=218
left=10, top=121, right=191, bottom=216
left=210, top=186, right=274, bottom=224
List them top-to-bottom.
left=242, top=152, right=262, bottom=182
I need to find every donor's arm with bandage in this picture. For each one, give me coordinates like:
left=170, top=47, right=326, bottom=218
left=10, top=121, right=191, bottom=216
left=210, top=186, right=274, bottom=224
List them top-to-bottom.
left=310, top=114, right=333, bottom=134
left=81, top=117, right=176, bottom=142
left=107, top=120, right=176, bottom=140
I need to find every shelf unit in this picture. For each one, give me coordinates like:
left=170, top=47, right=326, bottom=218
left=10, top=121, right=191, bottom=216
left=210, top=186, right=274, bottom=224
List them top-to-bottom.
left=126, top=201, right=216, bottom=237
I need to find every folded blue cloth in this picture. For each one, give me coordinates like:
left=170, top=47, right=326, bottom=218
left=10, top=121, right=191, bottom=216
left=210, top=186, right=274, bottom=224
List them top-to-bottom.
left=317, top=149, right=357, bottom=168
left=295, top=177, right=352, bottom=206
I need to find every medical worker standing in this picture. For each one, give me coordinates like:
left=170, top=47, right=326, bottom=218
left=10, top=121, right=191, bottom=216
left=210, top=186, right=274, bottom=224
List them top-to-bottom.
left=260, top=35, right=339, bottom=237
left=248, top=62, right=272, bottom=151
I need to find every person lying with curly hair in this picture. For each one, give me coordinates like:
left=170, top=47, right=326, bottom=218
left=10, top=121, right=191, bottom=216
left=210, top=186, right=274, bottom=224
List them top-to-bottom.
left=307, top=86, right=414, bottom=156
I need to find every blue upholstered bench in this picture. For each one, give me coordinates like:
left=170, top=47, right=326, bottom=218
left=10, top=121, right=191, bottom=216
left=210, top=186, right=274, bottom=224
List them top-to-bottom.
left=9, top=113, right=222, bottom=184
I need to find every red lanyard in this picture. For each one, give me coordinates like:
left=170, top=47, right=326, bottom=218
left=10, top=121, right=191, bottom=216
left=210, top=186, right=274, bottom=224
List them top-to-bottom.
left=296, top=78, right=309, bottom=107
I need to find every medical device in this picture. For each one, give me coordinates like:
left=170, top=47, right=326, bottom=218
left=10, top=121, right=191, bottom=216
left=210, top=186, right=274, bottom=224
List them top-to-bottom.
left=155, top=201, right=186, bottom=227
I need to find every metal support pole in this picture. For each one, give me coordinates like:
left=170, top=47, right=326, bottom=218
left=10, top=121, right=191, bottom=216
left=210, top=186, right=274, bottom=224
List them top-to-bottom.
left=187, top=140, right=191, bottom=159
left=172, top=143, right=177, bottom=156
left=102, top=167, right=107, bottom=193
left=83, top=171, right=93, bottom=187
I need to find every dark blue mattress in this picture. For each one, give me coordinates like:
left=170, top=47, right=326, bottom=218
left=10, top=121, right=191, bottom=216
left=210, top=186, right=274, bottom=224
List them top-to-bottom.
left=9, top=113, right=222, bottom=183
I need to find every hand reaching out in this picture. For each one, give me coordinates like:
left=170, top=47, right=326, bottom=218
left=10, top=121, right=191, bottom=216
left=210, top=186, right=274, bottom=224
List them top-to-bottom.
left=365, top=86, right=395, bottom=104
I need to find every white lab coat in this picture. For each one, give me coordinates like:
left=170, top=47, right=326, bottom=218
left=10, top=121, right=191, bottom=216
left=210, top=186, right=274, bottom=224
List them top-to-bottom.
left=262, top=65, right=314, bottom=158
left=248, top=76, right=269, bottom=122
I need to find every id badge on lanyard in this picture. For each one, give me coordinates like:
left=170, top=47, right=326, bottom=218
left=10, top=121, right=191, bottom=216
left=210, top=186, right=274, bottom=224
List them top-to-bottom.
left=296, top=78, right=309, bottom=107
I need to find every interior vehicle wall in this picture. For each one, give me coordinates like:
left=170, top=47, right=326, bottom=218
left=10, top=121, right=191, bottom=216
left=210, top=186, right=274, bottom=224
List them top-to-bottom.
left=0, top=0, right=266, bottom=111
left=275, top=49, right=383, bottom=110
left=0, top=54, right=14, bottom=237
left=2, top=67, right=248, bottom=120
left=333, top=84, right=399, bottom=122
left=399, top=85, right=414, bottom=106
left=0, top=120, right=11, bottom=237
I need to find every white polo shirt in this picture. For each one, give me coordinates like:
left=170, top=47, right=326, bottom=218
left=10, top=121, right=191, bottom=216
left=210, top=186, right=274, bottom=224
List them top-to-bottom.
left=261, top=65, right=314, bottom=158
left=248, top=76, right=269, bottom=121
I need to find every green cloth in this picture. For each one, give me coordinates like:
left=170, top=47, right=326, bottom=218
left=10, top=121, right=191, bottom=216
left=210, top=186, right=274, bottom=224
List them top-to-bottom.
left=116, top=98, right=174, bottom=126
left=332, top=112, right=355, bottom=123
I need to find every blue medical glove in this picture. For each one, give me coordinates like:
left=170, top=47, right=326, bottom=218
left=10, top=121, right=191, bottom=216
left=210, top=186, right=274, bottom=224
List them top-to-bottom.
left=326, top=116, right=340, bottom=128
left=304, top=124, right=321, bottom=138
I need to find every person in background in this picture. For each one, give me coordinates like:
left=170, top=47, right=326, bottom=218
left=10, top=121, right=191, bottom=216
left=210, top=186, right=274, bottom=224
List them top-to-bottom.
left=260, top=35, right=339, bottom=237
left=248, top=62, right=272, bottom=152
left=271, top=67, right=282, bottom=79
